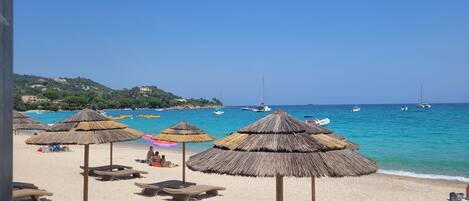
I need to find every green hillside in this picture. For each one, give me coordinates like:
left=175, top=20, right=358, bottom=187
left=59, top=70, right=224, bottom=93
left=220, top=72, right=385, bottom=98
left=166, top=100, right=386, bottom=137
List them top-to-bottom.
left=14, top=74, right=222, bottom=111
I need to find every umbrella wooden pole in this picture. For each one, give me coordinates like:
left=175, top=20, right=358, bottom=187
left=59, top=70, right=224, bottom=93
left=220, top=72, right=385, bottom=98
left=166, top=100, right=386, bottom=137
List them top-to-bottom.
left=182, top=142, right=186, bottom=183
left=110, top=143, right=113, bottom=166
left=84, top=145, right=90, bottom=201
left=276, top=175, right=283, bottom=201
left=311, top=177, right=316, bottom=201
left=466, top=184, right=468, bottom=199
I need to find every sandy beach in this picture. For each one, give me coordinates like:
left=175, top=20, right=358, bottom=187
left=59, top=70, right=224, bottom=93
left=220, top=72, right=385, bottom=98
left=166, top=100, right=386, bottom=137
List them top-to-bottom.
left=13, top=134, right=465, bottom=201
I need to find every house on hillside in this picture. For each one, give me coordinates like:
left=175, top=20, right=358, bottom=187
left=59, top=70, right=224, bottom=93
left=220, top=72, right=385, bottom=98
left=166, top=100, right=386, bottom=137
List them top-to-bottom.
left=54, top=77, right=67, bottom=83
left=139, top=86, right=152, bottom=94
left=21, top=95, right=38, bottom=103
left=21, top=95, right=49, bottom=104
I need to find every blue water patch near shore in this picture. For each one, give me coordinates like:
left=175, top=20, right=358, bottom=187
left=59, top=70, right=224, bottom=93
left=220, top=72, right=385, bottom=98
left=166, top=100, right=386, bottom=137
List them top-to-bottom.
left=27, top=104, right=469, bottom=180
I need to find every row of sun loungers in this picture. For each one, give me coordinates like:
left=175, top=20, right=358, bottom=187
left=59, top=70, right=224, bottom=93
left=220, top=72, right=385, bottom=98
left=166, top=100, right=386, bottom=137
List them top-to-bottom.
left=135, top=180, right=225, bottom=201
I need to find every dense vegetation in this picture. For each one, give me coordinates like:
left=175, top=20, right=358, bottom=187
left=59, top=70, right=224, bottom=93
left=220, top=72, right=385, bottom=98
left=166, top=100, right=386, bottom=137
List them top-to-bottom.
left=14, top=74, right=222, bottom=111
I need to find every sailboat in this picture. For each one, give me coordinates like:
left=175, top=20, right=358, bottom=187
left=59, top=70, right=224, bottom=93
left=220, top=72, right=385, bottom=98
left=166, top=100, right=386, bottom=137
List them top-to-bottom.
left=252, top=76, right=271, bottom=112
left=416, top=85, right=431, bottom=109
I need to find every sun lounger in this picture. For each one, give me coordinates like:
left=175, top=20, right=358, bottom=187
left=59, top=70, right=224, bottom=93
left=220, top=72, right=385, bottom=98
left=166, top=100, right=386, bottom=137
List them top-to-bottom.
left=80, top=164, right=132, bottom=176
left=94, top=169, right=148, bottom=181
left=135, top=180, right=196, bottom=196
left=13, top=182, right=38, bottom=189
left=163, top=185, right=226, bottom=201
left=13, top=189, right=53, bottom=201
left=450, top=192, right=465, bottom=201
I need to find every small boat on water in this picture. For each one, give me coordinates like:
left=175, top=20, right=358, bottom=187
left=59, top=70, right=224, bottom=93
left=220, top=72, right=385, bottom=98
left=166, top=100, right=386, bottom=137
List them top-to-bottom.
left=251, top=76, right=272, bottom=113
left=416, top=85, right=431, bottom=109
left=417, top=102, right=431, bottom=109
left=253, top=104, right=272, bottom=112
left=352, top=105, right=361, bottom=112
left=401, top=105, right=408, bottom=111
left=241, top=107, right=252, bottom=111
left=154, top=108, right=164, bottom=111
left=213, top=110, right=224, bottom=115
left=109, top=115, right=133, bottom=120
left=138, top=115, right=160, bottom=119
left=305, top=118, right=330, bottom=126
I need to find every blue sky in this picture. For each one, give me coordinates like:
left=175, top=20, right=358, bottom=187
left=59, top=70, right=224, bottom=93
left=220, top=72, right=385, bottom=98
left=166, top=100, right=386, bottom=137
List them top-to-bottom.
left=14, top=0, right=469, bottom=105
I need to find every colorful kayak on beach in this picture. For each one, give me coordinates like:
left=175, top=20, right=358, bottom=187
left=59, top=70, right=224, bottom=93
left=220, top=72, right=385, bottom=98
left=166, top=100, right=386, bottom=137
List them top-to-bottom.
left=142, top=135, right=177, bottom=147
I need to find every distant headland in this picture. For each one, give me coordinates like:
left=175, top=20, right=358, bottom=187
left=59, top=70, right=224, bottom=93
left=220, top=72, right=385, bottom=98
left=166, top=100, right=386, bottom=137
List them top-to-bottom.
left=14, top=74, right=222, bottom=111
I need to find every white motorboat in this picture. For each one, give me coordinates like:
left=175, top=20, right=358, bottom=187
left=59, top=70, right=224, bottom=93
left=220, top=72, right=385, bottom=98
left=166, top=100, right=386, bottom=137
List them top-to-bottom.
left=352, top=105, right=361, bottom=112
left=213, top=110, right=224, bottom=115
left=305, top=118, right=330, bottom=126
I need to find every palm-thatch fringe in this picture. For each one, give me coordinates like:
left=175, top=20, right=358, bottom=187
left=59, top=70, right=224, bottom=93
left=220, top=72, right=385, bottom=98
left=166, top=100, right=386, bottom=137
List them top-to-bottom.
left=61, top=108, right=109, bottom=123
left=25, top=109, right=143, bottom=145
left=187, top=109, right=377, bottom=178
left=13, top=111, right=48, bottom=131
left=238, top=111, right=332, bottom=134
left=75, top=121, right=127, bottom=131
left=152, top=121, right=214, bottom=143
left=48, top=122, right=78, bottom=132
left=25, top=128, right=142, bottom=145
left=155, top=133, right=213, bottom=142
left=214, top=133, right=249, bottom=150
left=187, top=148, right=377, bottom=178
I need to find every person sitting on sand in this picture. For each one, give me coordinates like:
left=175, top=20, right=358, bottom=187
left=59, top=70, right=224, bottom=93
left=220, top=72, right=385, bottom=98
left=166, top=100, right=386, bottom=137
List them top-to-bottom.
left=146, top=146, right=155, bottom=163
left=152, top=151, right=162, bottom=163
left=160, top=155, right=177, bottom=167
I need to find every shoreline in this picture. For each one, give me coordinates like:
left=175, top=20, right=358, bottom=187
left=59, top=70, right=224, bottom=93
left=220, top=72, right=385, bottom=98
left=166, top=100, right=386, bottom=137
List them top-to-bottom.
left=22, top=105, right=223, bottom=113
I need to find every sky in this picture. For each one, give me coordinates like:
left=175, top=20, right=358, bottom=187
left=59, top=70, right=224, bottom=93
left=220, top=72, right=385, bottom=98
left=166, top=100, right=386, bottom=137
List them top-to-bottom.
left=13, top=0, right=469, bottom=106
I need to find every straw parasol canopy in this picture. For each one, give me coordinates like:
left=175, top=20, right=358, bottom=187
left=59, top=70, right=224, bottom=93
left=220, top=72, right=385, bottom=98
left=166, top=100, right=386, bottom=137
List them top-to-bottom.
left=25, top=109, right=143, bottom=201
left=187, top=109, right=377, bottom=201
left=13, top=111, right=48, bottom=134
left=152, top=121, right=214, bottom=183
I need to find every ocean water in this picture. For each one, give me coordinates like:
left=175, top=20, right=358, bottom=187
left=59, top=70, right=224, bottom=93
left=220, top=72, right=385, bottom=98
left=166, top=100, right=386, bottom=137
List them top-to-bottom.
left=27, top=104, right=469, bottom=182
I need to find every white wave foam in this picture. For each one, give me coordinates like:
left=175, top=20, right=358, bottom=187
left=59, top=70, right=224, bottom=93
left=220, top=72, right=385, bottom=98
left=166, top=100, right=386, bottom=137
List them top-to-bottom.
left=378, top=169, right=469, bottom=183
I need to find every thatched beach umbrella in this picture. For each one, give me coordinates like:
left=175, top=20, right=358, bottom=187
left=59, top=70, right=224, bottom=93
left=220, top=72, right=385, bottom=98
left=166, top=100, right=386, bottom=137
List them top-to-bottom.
left=25, top=109, right=143, bottom=201
left=187, top=110, right=377, bottom=201
left=13, top=111, right=48, bottom=135
left=152, top=121, right=214, bottom=183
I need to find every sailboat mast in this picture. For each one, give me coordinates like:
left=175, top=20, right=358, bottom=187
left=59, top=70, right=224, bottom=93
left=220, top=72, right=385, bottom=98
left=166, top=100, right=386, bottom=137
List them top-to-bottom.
left=262, top=76, right=265, bottom=104
left=420, top=84, right=423, bottom=103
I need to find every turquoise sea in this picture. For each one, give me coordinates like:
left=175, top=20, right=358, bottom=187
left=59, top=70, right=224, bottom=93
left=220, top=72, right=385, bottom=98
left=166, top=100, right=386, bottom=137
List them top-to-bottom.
left=27, top=104, right=469, bottom=182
